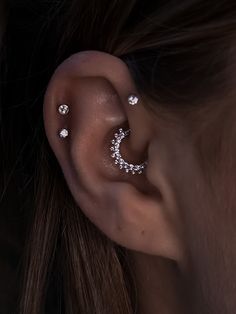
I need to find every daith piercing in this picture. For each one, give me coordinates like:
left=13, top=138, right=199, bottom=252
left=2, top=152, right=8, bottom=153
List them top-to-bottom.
left=110, top=128, right=147, bottom=175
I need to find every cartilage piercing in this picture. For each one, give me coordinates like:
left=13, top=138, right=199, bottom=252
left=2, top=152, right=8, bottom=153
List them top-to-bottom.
left=128, top=94, right=139, bottom=106
left=58, top=104, right=70, bottom=115
left=59, top=128, right=69, bottom=138
left=110, top=128, right=147, bottom=175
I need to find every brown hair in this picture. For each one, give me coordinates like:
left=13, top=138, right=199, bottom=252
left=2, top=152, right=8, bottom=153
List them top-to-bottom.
left=1, top=1, right=236, bottom=313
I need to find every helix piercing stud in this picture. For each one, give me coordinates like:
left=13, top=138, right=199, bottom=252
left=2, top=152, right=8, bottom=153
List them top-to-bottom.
left=128, top=94, right=139, bottom=106
left=58, top=104, right=70, bottom=115
left=59, top=128, right=69, bottom=138
left=110, top=128, right=147, bottom=175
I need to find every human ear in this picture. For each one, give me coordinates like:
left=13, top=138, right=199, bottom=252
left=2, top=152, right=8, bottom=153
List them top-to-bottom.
left=43, top=51, right=185, bottom=265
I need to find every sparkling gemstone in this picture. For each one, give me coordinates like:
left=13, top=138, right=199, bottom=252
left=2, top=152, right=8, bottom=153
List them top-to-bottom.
left=128, top=94, right=139, bottom=106
left=58, top=104, right=69, bottom=115
left=110, top=126, right=147, bottom=175
left=59, top=128, right=69, bottom=138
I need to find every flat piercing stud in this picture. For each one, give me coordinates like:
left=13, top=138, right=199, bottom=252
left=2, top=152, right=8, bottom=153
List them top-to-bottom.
left=128, top=94, right=139, bottom=106
left=58, top=104, right=69, bottom=115
left=59, top=128, right=69, bottom=138
left=110, top=128, right=147, bottom=175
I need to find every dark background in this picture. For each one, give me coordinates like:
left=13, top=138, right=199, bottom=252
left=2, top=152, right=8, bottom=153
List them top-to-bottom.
left=0, top=1, right=63, bottom=312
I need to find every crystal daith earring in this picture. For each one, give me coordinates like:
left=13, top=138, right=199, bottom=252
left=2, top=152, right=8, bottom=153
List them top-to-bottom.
left=110, top=128, right=147, bottom=175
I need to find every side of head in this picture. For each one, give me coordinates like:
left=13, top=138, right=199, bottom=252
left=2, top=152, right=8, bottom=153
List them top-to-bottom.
left=8, top=1, right=236, bottom=313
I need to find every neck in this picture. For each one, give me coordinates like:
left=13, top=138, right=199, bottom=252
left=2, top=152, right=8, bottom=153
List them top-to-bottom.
left=128, top=251, right=189, bottom=314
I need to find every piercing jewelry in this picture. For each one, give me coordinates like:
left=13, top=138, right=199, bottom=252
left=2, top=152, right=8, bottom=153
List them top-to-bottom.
left=128, top=94, right=139, bottom=106
left=58, top=104, right=69, bottom=115
left=58, top=104, right=69, bottom=138
left=59, top=128, right=69, bottom=138
left=110, top=128, right=147, bottom=175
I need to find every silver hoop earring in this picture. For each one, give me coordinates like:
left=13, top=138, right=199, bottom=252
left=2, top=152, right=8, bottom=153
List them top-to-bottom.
left=110, top=128, right=147, bottom=175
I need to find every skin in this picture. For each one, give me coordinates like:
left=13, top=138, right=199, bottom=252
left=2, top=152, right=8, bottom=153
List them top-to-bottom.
left=43, top=51, right=236, bottom=314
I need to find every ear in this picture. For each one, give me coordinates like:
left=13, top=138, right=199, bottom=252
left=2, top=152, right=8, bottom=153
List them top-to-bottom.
left=43, top=51, right=185, bottom=264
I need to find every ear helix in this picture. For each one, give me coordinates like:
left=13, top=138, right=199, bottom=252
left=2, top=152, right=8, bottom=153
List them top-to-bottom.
left=57, top=94, right=148, bottom=174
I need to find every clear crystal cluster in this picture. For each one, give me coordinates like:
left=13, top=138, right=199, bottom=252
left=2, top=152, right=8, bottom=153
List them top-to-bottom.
left=128, top=94, right=139, bottom=106
left=58, top=104, right=69, bottom=115
left=59, top=128, right=69, bottom=138
left=110, top=128, right=147, bottom=175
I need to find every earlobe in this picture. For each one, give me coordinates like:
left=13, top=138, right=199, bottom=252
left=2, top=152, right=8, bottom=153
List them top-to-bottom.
left=43, top=50, right=185, bottom=265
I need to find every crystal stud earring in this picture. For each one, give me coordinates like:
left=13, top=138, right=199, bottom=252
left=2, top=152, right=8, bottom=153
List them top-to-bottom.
left=128, top=94, right=139, bottom=106
left=58, top=104, right=69, bottom=115
left=59, top=128, right=69, bottom=138
left=110, top=128, right=147, bottom=175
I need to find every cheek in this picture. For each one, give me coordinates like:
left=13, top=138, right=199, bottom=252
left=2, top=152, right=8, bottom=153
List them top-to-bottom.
left=149, top=115, right=236, bottom=309
left=175, top=130, right=236, bottom=312
left=148, top=133, right=215, bottom=264
left=171, top=151, right=222, bottom=311
left=181, top=170, right=236, bottom=312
